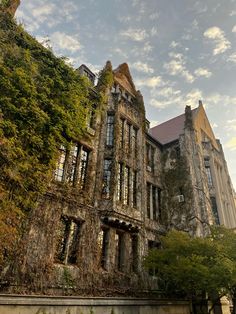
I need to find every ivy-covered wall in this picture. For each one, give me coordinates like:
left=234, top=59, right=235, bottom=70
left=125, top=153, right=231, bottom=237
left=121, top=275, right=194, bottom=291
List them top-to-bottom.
left=0, top=12, right=98, bottom=276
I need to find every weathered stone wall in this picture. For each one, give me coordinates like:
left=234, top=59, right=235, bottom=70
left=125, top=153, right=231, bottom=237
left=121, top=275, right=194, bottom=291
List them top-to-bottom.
left=0, top=295, right=191, bottom=314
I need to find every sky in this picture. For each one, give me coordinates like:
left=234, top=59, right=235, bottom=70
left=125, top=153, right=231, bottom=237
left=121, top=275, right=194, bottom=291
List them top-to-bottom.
left=16, top=0, right=236, bottom=189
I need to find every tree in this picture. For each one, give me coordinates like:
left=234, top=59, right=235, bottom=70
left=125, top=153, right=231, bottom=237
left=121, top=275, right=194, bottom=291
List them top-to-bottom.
left=144, top=228, right=236, bottom=314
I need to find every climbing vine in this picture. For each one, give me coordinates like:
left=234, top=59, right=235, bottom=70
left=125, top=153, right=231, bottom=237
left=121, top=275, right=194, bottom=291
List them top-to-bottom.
left=0, top=13, right=96, bottom=272
left=160, top=145, right=195, bottom=233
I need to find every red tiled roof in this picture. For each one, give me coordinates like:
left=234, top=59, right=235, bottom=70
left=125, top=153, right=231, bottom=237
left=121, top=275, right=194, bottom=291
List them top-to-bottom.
left=149, top=108, right=197, bottom=145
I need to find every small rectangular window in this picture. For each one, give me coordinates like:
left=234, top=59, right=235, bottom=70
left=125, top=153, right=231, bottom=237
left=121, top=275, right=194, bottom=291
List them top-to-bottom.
left=55, top=216, right=81, bottom=265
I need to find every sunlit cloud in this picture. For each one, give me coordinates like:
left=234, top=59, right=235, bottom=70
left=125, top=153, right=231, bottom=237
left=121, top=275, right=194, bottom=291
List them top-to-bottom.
left=232, top=25, right=236, bottom=32
left=204, top=26, right=231, bottom=55
left=120, top=28, right=148, bottom=41
left=50, top=32, right=82, bottom=53
left=164, top=53, right=195, bottom=83
left=227, top=53, right=236, bottom=63
left=130, top=61, right=154, bottom=74
left=194, top=67, right=212, bottom=78
left=136, top=76, right=165, bottom=88
left=226, top=119, right=236, bottom=132
left=226, top=137, right=236, bottom=151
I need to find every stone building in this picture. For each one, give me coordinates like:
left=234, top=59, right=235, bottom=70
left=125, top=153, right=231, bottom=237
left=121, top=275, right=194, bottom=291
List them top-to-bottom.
left=18, top=62, right=236, bottom=294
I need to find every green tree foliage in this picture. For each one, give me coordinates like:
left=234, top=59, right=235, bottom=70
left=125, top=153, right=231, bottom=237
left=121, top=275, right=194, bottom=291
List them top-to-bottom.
left=0, top=13, right=94, bottom=270
left=144, top=228, right=236, bottom=313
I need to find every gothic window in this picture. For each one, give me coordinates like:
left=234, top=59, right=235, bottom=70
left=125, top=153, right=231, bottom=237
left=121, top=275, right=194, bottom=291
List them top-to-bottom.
left=88, top=104, right=96, bottom=129
left=106, top=114, right=114, bottom=146
left=120, top=118, right=125, bottom=149
left=127, top=123, right=132, bottom=151
left=132, top=127, right=138, bottom=156
left=146, top=143, right=155, bottom=171
left=55, top=144, right=89, bottom=189
left=67, top=144, right=79, bottom=183
left=55, top=145, right=66, bottom=181
left=78, top=148, right=89, bottom=189
left=204, top=157, right=213, bottom=187
left=102, top=159, right=112, bottom=198
left=117, top=163, right=123, bottom=201
left=123, top=166, right=130, bottom=205
left=132, top=170, right=137, bottom=208
left=146, top=183, right=161, bottom=220
left=147, top=183, right=151, bottom=219
left=152, top=185, right=158, bottom=220
left=211, top=197, right=220, bottom=225
left=55, top=216, right=81, bottom=265
left=98, top=228, right=109, bottom=269
left=115, top=232, right=125, bottom=271
left=131, top=234, right=138, bottom=273
left=148, top=240, right=161, bottom=276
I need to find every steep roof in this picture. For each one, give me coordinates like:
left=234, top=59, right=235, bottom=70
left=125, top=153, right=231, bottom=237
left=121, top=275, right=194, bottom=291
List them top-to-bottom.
left=113, top=63, right=137, bottom=96
left=149, top=108, right=197, bottom=145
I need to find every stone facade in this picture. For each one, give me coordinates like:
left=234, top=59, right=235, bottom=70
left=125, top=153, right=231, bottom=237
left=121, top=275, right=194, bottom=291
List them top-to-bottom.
left=12, top=62, right=236, bottom=294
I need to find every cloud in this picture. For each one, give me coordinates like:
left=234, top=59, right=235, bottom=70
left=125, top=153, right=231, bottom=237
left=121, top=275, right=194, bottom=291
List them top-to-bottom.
left=31, top=3, right=55, bottom=20
left=229, top=10, right=236, bottom=16
left=149, top=12, right=159, bottom=20
left=232, top=25, right=236, bottom=32
left=150, top=27, right=158, bottom=36
left=203, top=27, right=231, bottom=55
left=120, top=28, right=148, bottom=41
left=50, top=32, right=82, bottom=53
left=170, top=41, right=181, bottom=48
left=164, top=53, right=195, bottom=83
left=227, top=53, right=236, bottom=63
left=130, top=62, right=154, bottom=74
left=194, top=67, right=212, bottom=78
left=136, top=76, right=164, bottom=88
left=185, top=89, right=203, bottom=107
left=150, top=99, right=171, bottom=109
left=226, top=119, right=236, bottom=132
left=226, top=137, right=236, bottom=151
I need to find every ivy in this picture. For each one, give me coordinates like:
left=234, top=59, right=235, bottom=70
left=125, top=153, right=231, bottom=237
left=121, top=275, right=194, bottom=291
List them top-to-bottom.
left=0, top=13, right=95, bottom=271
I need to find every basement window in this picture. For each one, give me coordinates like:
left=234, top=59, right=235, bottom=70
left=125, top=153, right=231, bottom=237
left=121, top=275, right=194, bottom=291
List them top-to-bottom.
left=55, top=216, right=82, bottom=265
